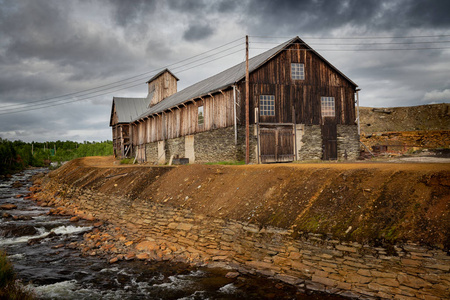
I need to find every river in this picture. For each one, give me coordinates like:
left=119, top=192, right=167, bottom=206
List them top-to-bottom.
left=0, top=168, right=348, bottom=299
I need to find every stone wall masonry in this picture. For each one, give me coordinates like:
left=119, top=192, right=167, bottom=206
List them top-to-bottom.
left=142, top=125, right=257, bottom=164
left=297, top=125, right=322, bottom=160
left=337, top=125, right=360, bottom=160
left=194, top=126, right=240, bottom=163
left=166, top=136, right=185, bottom=160
left=145, top=141, right=158, bottom=163
left=38, top=182, right=450, bottom=300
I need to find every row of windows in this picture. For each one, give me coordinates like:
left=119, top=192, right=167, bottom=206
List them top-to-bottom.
left=197, top=63, right=305, bottom=124
left=198, top=95, right=335, bottom=125
left=259, top=95, right=335, bottom=117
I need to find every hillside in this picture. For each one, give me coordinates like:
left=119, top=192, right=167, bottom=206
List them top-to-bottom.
left=359, top=103, right=449, bottom=134
left=359, top=103, right=450, bottom=154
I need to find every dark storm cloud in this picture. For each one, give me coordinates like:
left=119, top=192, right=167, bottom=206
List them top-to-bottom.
left=0, top=0, right=448, bottom=142
left=107, top=0, right=157, bottom=27
left=244, top=0, right=450, bottom=34
left=183, top=23, right=214, bottom=41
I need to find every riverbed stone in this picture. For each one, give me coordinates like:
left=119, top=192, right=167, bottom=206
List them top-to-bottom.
left=0, top=203, right=17, bottom=210
left=136, top=240, right=159, bottom=252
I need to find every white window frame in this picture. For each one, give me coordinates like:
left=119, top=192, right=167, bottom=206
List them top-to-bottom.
left=291, top=63, right=305, bottom=80
left=259, top=95, right=275, bottom=116
left=321, top=96, right=335, bottom=117
left=198, top=105, right=204, bottom=126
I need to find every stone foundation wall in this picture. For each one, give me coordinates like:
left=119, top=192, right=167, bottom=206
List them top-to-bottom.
left=142, top=125, right=258, bottom=164
left=297, top=125, right=322, bottom=160
left=337, top=125, right=360, bottom=160
left=194, top=126, right=239, bottom=163
left=166, top=136, right=185, bottom=159
left=145, top=142, right=158, bottom=162
left=40, top=183, right=450, bottom=300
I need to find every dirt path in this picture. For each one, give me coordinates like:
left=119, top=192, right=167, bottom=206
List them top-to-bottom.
left=79, top=155, right=450, bottom=172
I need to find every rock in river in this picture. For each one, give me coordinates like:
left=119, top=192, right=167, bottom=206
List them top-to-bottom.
left=0, top=203, right=18, bottom=210
left=1, top=224, right=37, bottom=237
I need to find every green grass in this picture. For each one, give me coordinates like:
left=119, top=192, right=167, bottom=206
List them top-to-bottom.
left=120, top=158, right=135, bottom=164
left=204, top=160, right=245, bottom=165
left=0, top=251, right=34, bottom=299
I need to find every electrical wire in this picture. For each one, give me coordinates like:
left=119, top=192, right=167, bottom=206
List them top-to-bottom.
left=250, top=34, right=450, bottom=40
left=0, top=37, right=245, bottom=111
left=250, top=40, right=450, bottom=45
left=0, top=41, right=245, bottom=114
left=0, top=46, right=245, bottom=115
left=251, top=47, right=450, bottom=51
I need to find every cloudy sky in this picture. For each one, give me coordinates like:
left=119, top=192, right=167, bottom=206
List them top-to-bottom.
left=0, top=0, right=449, bottom=142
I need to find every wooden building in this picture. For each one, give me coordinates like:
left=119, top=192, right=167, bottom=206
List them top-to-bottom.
left=110, top=37, right=359, bottom=163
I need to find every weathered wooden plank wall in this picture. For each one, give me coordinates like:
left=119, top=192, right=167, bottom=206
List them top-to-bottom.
left=238, top=43, right=356, bottom=127
left=148, top=72, right=178, bottom=106
left=131, top=89, right=235, bottom=146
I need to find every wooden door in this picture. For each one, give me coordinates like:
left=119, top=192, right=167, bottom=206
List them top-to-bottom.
left=321, top=119, right=337, bottom=160
left=260, top=126, right=294, bottom=163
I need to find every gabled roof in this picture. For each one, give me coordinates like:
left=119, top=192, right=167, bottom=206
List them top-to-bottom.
left=134, top=36, right=357, bottom=121
left=146, top=68, right=179, bottom=83
left=110, top=97, right=149, bottom=126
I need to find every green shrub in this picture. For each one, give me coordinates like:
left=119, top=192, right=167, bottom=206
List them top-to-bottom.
left=120, top=158, right=135, bottom=164
left=0, top=251, right=34, bottom=299
left=0, top=251, right=14, bottom=288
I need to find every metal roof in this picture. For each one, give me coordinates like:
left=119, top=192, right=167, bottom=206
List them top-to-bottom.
left=133, top=36, right=357, bottom=122
left=146, top=68, right=179, bottom=83
left=110, top=97, right=149, bottom=126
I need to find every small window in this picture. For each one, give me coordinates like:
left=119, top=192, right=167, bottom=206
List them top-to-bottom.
left=291, top=63, right=305, bottom=80
left=260, top=95, right=275, bottom=116
left=321, top=97, right=335, bottom=117
left=198, top=106, right=204, bottom=125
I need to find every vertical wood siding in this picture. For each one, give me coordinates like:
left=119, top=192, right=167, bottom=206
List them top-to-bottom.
left=238, top=43, right=356, bottom=127
left=132, top=89, right=235, bottom=146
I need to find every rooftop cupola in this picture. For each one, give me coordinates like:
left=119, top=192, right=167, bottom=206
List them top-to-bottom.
left=146, top=69, right=179, bottom=107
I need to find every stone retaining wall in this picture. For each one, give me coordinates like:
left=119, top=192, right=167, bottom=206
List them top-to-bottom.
left=40, top=183, right=450, bottom=300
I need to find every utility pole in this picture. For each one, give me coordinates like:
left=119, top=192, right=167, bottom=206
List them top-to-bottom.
left=245, top=35, right=250, bottom=164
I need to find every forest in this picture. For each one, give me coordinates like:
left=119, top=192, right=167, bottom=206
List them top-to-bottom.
left=0, top=138, right=113, bottom=175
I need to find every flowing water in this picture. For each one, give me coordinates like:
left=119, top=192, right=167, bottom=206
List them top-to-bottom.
left=0, top=169, right=348, bottom=299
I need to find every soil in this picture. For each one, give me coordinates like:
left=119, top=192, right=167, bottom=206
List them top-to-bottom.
left=359, top=103, right=450, bottom=134
left=46, top=156, right=450, bottom=250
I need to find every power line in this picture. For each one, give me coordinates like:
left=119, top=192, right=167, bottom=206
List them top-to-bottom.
left=250, top=34, right=450, bottom=40
left=0, top=37, right=245, bottom=110
left=251, top=40, right=450, bottom=46
left=0, top=41, right=245, bottom=113
left=0, top=46, right=246, bottom=115
left=251, top=47, right=450, bottom=51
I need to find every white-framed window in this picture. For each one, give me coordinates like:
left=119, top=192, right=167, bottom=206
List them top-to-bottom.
left=291, top=63, right=305, bottom=80
left=260, top=95, right=275, bottom=116
left=321, top=97, right=335, bottom=117
left=198, top=105, right=204, bottom=125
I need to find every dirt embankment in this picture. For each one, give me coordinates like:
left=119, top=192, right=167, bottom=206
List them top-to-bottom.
left=359, top=103, right=450, bottom=134
left=359, top=103, right=450, bottom=154
left=43, top=157, right=450, bottom=250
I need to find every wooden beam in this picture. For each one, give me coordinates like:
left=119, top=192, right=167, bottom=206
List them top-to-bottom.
left=245, top=35, right=250, bottom=164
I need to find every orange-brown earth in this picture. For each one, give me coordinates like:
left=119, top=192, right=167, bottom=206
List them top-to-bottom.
left=43, top=156, right=450, bottom=250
